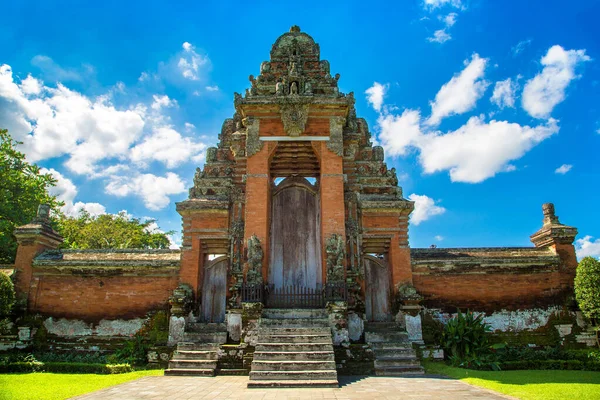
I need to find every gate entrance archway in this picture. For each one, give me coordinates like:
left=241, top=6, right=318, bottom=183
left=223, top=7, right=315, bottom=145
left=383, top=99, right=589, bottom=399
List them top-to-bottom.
left=269, top=177, right=322, bottom=293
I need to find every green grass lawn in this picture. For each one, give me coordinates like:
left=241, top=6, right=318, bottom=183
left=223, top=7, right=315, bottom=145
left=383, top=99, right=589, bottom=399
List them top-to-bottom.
left=424, top=361, right=600, bottom=400
left=0, top=370, right=163, bottom=400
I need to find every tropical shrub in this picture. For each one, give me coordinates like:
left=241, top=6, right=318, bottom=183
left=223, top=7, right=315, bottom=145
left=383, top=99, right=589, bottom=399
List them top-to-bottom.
left=441, top=310, right=499, bottom=370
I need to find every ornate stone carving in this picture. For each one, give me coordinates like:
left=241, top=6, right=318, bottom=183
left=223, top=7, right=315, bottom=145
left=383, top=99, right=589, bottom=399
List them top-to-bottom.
left=276, top=80, right=284, bottom=96
left=304, top=81, right=312, bottom=95
left=280, top=103, right=309, bottom=136
left=327, top=116, right=345, bottom=156
left=244, top=117, right=263, bottom=157
left=326, top=233, right=345, bottom=283
left=246, top=235, right=263, bottom=285
left=169, top=284, right=193, bottom=317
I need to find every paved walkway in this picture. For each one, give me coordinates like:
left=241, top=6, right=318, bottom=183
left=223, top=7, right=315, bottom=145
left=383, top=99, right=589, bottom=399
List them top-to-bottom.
left=72, top=375, right=514, bottom=400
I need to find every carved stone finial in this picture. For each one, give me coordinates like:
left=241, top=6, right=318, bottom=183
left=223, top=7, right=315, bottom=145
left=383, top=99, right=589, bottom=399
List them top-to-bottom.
left=290, top=25, right=301, bottom=33
left=530, top=203, right=578, bottom=247
left=542, top=203, right=559, bottom=225
left=36, top=204, right=50, bottom=222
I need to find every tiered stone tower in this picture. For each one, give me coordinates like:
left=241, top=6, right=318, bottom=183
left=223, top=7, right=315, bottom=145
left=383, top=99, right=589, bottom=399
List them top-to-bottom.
left=176, top=25, right=414, bottom=324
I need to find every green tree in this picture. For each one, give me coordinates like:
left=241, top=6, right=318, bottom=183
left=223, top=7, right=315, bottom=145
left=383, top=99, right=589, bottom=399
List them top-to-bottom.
left=0, top=129, right=60, bottom=263
left=56, top=211, right=172, bottom=249
left=575, top=257, right=600, bottom=322
left=0, top=271, right=15, bottom=316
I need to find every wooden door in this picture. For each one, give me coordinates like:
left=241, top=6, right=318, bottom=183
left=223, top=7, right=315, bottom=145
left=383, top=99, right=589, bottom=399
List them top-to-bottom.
left=270, top=177, right=321, bottom=290
left=365, top=255, right=391, bottom=322
left=201, top=256, right=228, bottom=323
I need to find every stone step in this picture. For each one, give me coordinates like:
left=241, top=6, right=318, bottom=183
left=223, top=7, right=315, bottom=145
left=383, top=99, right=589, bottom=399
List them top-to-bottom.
left=262, top=308, right=328, bottom=319
left=259, top=318, right=330, bottom=327
left=186, top=322, right=227, bottom=333
left=364, top=322, right=401, bottom=332
left=258, top=327, right=331, bottom=335
left=365, top=331, right=409, bottom=343
left=182, top=332, right=227, bottom=343
left=257, top=334, right=332, bottom=344
left=177, top=342, right=220, bottom=351
left=255, top=342, right=333, bottom=352
left=369, top=342, right=412, bottom=351
left=373, top=348, right=415, bottom=358
left=173, top=350, right=218, bottom=360
left=253, top=351, right=335, bottom=361
left=375, top=358, right=421, bottom=368
left=168, top=359, right=218, bottom=369
left=251, top=360, right=336, bottom=371
left=374, top=366, right=425, bottom=376
left=164, top=368, right=215, bottom=376
left=217, top=368, right=249, bottom=376
left=249, top=370, right=337, bottom=381
left=247, top=380, right=339, bottom=388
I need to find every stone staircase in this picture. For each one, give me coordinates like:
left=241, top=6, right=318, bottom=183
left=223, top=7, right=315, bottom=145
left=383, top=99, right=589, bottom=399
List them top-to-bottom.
left=248, top=309, right=338, bottom=388
left=164, top=322, right=227, bottom=376
left=365, top=322, right=424, bottom=376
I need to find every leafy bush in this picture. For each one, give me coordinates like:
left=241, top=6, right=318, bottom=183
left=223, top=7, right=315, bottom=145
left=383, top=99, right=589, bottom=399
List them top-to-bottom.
left=575, top=257, right=600, bottom=322
left=0, top=271, right=15, bottom=316
left=441, top=310, right=499, bottom=370
left=109, top=335, right=149, bottom=366
left=34, top=351, right=108, bottom=364
left=500, top=359, right=600, bottom=371
left=0, top=361, right=133, bottom=374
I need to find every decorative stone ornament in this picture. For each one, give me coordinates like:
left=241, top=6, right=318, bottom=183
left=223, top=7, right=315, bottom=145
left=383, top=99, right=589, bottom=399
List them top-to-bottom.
left=280, top=103, right=309, bottom=136
left=326, top=234, right=345, bottom=282
left=246, top=235, right=263, bottom=285
left=169, top=284, right=193, bottom=317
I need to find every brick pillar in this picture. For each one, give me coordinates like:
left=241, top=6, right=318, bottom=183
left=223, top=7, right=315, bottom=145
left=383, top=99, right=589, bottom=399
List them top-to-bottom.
left=244, top=129, right=271, bottom=283
left=318, top=142, right=346, bottom=283
left=530, top=203, right=578, bottom=286
left=13, top=205, right=63, bottom=308
left=389, top=214, right=413, bottom=286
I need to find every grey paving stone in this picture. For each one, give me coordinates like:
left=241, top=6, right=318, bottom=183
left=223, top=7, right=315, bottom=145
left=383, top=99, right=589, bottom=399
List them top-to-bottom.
left=71, top=375, right=513, bottom=400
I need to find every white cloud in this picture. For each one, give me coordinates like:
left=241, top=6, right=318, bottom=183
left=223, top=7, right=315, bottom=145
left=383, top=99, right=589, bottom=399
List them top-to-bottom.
left=423, top=0, right=463, bottom=10
left=427, top=13, right=458, bottom=43
left=443, top=13, right=457, bottom=27
left=427, top=29, right=452, bottom=44
left=512, top=39, right=532, bottom=56
left=178, top=42, right=208, bottom=81
left=522, top=45, right=591, bottom=119
left=427, top=54, right=489, bottom=125
left=31, top=55, right=87, bottom=82
left=0, top=64, right=146, bottom=174
left=20, top=74, right=43, bottom=95
left=491, top=78, right=518, bottom=109
left=365, top=82, right=388, bottom=112
left=205, top=85, right=219, bottom=92
left=151, top=94, right=177, bottom=110
left=377, top=109, right=422, bottom=157
left=418, top=116, right=559, bottom=182
left=184, top=122, right=195, bottom=130
left=130, top=126, right=206, bottom=168
left=555, top=164, right=572, bottom=174
left=41, top=168, right=106, bottom=217
left=106, top=172, right=186, bottom=211
left=408, top=194, right=446, bottom=225
left=434, top=235, right=444, bottom=241
left=575, top=236, right=600, bottom=259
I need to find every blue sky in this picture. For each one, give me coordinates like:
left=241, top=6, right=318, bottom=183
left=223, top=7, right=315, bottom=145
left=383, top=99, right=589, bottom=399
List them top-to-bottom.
left=1, top=0, right=599, bottom=257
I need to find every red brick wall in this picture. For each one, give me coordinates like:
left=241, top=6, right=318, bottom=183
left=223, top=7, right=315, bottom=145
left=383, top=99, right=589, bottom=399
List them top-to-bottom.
left=413, top=271, right=569, bottom=311
left=28, top=274, right=179, bottom=321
